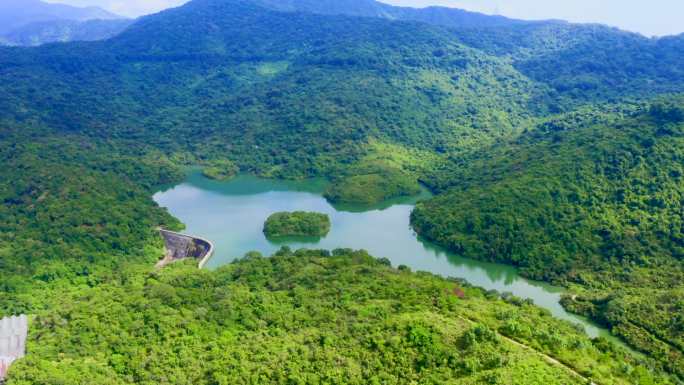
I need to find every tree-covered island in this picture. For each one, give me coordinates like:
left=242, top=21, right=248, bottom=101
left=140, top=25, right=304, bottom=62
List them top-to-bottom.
left=264, top=211, right=332, bottom=238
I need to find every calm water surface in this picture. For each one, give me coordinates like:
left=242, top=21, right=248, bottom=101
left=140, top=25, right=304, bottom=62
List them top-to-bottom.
left=154, top=171, right=614, bottom=339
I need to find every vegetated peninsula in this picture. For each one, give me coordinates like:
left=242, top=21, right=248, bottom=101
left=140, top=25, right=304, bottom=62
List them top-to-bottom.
left=201, top=160, right=239, bottom=181
left=324, top=163, right=422, bottom=205
left=264, top=211, right=331, bottom=238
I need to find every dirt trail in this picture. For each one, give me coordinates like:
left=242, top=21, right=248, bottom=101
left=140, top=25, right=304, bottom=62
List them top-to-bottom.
left=456, top=315, right=598, bottom=385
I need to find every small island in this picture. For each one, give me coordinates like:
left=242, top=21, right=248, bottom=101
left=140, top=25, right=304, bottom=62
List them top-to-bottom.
left=263, top=211, right=331, bottom=238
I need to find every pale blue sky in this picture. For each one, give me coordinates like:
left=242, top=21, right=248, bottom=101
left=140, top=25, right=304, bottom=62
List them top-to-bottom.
left=46, top=0, right=684, bottom=37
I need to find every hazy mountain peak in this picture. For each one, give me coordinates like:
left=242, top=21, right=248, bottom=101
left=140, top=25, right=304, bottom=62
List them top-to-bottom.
left=0, top=0, right=124, bottom=35
left=159, top=0, right=520, bottom=32
left=249, top=0, right=388, bottom=15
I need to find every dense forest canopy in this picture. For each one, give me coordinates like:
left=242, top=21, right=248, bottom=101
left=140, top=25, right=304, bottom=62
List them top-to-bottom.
left=0, top=0, right=683, bottom=383
left=0, top=0, right=550, bottom=178
left=1, top=0, right=682, bottom=177
left=411, top=99, right=684, bottom=376
left=263, top=212, right=332, bottom=238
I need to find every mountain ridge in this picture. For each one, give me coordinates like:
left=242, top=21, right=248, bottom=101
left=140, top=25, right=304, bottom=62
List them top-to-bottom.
left=0, top=0, right=127, bottom=46
left=248, top=0, right=524, bottom=28
left=0, top=19, right=133, bottom=47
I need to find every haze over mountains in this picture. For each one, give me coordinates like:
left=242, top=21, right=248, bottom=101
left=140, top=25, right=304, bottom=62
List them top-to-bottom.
left=0, top=0, right=683, bottom=383
left=0, top=0, right=130, bottom=46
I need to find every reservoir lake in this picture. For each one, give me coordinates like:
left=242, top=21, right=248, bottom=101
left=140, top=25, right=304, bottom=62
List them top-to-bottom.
left=154, top=170, right=615, bottom=340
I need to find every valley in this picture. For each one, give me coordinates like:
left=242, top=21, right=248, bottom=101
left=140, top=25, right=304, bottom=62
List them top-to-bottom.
left=0, top=0, right=682, bottom=383
left=155, top=170, right=614, bottom=339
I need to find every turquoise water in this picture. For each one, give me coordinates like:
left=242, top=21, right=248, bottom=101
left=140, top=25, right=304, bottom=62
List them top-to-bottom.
left=154, top=171, right=615, bottom=339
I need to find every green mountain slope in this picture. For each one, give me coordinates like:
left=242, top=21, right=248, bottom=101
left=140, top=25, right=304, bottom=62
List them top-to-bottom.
left=0, top=0, right=683, bottom=382
left=0, top=0, right=549, bottom=179
left=0, top=0, right=681, bottom=175
left=1, top=0, right=680, bottom=182
left=242, top=0, right=684, bottom=105
left=446, top=22, right=684, bottom=102
left=514, top=30, right=684, bottom=102
left=412, top=98, right=684, bottom=376
left=0, top=128, right=670, bottom=384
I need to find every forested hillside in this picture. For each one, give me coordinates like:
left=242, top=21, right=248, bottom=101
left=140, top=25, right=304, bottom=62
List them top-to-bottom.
left=0, top=0, right=683, bottom=383
left=0, top=0, right=547, bottom=176
left=1, top=0, right=681, bottom=188
left=249, top=0, right=684, bottom=103
left=412, top=98, right=684, bottom=376
left=1, top=125, right=671, bottom=384
left=0, top=130, right=182, bottom=311
left=6, top=250, right=672, bottom=385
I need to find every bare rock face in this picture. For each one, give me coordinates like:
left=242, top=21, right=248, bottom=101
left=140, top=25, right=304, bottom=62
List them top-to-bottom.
left=158, top=230, right=213, bottom=267
left=0, top=315, right=28, bottom=381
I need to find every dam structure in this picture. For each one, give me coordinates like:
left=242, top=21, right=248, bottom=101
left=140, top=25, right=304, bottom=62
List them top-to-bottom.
left=158, top=229, right=214, bottom=268
left=0, top=315, right=28, bottom=383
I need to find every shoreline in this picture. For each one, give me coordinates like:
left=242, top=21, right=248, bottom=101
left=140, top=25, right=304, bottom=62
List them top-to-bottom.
left=153, top=171, right=632, bottom=350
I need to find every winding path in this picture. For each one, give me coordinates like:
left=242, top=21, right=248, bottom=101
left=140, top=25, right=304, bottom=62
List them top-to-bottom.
left=455, top=314, right=598, bottom=385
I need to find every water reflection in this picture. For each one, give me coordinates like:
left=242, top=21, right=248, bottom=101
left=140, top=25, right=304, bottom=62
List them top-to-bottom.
left=154, top=171, right=616, bottom=341
left=181, top=171, right=328, bottom=195
left=267, top=235, right=325, bottom=245
left=418, top=236, right=520, bottom=285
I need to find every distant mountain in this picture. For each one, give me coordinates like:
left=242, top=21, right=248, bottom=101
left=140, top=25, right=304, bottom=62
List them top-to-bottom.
left=0, top=0, right=128, bottom=46
left=0, top=0, right=122, bottom=34
left=246, top=0, right=683, bottom=102
left=1, top=19, right=133, bottom=46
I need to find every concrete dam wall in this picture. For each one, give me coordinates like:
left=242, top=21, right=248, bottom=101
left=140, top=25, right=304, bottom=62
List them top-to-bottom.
left=159, top=229, right=214, bottom=268
left=0, top=315, right=28, bottom=382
